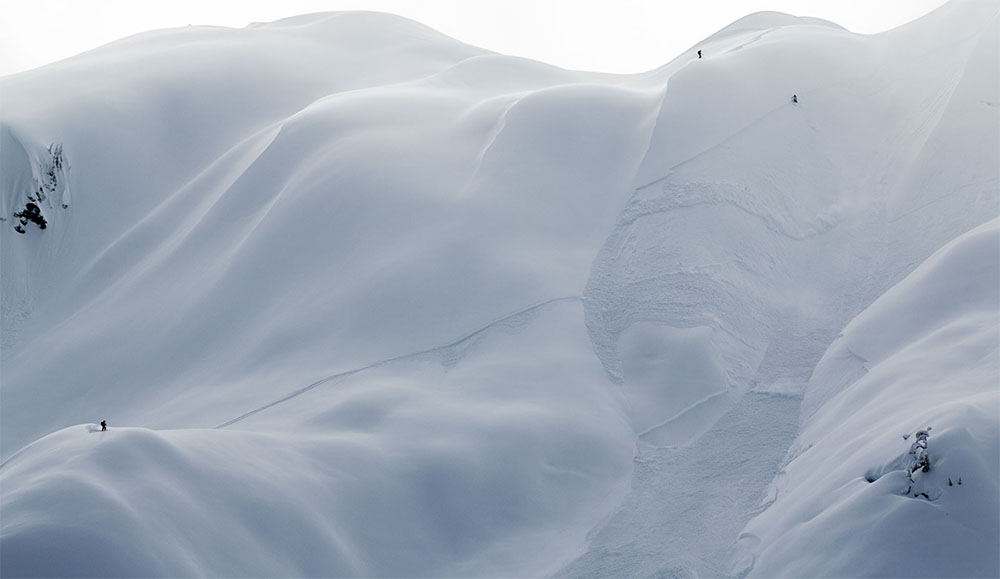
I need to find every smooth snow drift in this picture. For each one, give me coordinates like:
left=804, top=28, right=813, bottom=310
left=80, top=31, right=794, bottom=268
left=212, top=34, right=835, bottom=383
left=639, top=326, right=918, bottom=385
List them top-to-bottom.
left=1, top=2, right=997, bottom=577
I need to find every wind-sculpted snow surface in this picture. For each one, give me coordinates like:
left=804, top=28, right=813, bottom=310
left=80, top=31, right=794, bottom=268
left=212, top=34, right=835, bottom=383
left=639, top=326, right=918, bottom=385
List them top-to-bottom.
left=1, top=2, right=998, bottom=578
left=1, top=12, right=652, bottom=578
left=0, top=14, right=656, bottom=453
left=739, top=219, right=1000, bottom=579
left=1, top=302, right=634, bottom=578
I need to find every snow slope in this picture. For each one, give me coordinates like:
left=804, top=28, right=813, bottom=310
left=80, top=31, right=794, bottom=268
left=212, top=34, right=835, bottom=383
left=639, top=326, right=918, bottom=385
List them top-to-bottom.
left=2, top=2, right=998, bottom=577
left=739, top=218, right=999, bottom=579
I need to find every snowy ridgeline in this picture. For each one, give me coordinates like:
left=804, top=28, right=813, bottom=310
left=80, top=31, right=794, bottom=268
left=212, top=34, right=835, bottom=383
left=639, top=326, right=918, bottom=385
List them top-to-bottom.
left=1, top=2, right=998, bottom=578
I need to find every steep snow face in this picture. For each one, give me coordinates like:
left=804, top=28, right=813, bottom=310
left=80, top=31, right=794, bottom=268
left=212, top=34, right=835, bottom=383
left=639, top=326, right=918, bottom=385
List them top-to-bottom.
left=585, top=0, right=998, bottom=441
left=1, top=2, right=998, bottom=578
left=557, top=3, right=998, bottom=576
left=0, top=11, right=489, bottom=382
left=1, top=11, right=653, bottom=578
left=0, top=13, right=654, bottom=452
left=740, top=219, right=999, bottom=579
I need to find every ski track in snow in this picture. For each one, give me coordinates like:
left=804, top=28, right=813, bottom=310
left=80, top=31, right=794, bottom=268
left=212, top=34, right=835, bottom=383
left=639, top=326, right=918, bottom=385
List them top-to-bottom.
left=215, top=296, right=581, bottom=429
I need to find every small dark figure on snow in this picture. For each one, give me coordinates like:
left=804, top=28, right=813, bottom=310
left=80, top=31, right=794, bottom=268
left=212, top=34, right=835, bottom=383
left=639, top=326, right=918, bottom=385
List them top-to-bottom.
left=697, top=50, right=702, bottom=59
left=791, top=94, right=798, bottom=104
left=101, top=420, right=107, bottom=431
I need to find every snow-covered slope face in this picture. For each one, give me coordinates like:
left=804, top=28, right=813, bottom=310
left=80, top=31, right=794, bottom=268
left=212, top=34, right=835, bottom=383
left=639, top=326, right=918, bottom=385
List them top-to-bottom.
left=2, top=3, right=998, bottom=577
left=740, top=218, right=999, bottom=579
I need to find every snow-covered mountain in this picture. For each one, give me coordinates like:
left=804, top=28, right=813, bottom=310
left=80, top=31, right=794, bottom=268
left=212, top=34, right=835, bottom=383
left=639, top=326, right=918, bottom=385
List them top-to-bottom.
left=1, top=3, right=997, bottom=577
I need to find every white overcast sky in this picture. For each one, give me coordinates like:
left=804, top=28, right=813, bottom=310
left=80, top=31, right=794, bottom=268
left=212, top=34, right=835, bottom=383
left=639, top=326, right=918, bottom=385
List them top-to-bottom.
left=1, top=0, right=950, bottom=77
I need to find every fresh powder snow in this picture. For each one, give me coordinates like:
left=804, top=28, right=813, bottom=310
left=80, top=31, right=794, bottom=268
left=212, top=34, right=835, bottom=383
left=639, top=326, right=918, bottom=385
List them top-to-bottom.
left=1, top=2, right=997, bottom=577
